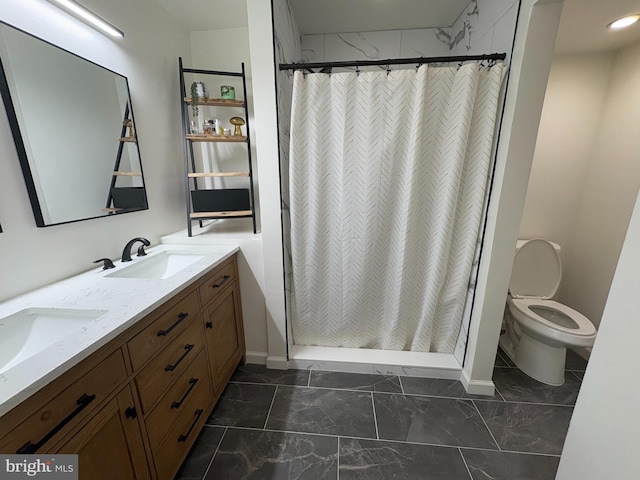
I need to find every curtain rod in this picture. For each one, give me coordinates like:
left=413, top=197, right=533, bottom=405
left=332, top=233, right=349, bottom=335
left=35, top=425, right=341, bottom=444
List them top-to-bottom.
left=279, top=53, right=506, bottom=71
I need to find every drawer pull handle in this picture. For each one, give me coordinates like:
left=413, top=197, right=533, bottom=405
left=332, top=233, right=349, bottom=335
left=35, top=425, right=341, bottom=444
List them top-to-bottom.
left=212, top=275, right=230, bottom=288
left=157, top=312, right=189, bottom=337
left=205, top=321, right=213, bottom=329
left=165, top=344, right=194, bottom=372
left=171, top=377, right=198, bottom=409
left=16, top=393, right=96, bottom=454
left=178, top=408, right=204, bottom=443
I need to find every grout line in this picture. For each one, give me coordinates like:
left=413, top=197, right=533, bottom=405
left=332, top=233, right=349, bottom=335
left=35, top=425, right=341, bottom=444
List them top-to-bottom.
left=398, top=376, right=406, bottom=395
left=226, top=380, right=575, bottom=406
left=263, top=385, right=278, bottom=430
left=371, top=392, right=380, bottom=440
left=471, top=399, right=502, bottom=452
left=219, top=425, right=561, bottom=457
left=201, top=426, right=227, bottom=480
left=337, top=436, right=340, bottom=480
left=458, top=447, right=475, bottom=480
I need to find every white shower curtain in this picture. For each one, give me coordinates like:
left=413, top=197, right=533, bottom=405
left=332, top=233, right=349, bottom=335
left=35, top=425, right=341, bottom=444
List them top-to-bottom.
left=289, top=63, right=505, bottom=353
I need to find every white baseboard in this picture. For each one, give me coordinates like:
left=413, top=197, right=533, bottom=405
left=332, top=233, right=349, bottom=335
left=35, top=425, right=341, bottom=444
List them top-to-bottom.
left=245, top=351, right=268, bottom=365
left=266, top=355, right=289, bottom=370
left=460, top=369, right=496, bottom=396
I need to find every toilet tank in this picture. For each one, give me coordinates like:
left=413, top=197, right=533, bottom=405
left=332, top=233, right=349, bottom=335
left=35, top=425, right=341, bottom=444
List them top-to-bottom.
left=511, top=239, right=562, bottom=299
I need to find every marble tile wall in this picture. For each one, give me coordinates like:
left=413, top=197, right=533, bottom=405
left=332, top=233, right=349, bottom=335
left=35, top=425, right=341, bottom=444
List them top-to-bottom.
left=272, top=0, right=301, bottom=346
left=449, top=0, right=520, bottom=60
left=301, top=28, right=450, bottom=63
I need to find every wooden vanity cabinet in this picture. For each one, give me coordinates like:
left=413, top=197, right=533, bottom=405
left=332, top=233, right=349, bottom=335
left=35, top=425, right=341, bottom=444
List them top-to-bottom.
left=0, top=254, right=245, bottom=480
left=53, top=385, right=150, bottom=480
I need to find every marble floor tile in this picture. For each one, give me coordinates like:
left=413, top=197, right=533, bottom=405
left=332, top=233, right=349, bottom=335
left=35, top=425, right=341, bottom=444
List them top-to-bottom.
left=497, top=347, right=516, bottom=367
left=565, top=349, right=588, bottom=371
left=494, top=352, right=510, bottom=367
left=230, top=364, right=310, bottom=386
left=493, top=367, right=580, bottom=405
left=309, top=370, right=401, bottom=393
left=570, top=370, right=584, bottom=381
left=206, top=383, right=276, bottom=428
left=265, top=386, right=377, bottom=438
left=374, top=393, right=498, bottom=449
left=474, top=401, right=573, bottom=455
left=174, top=426, right=225, bottom=480
left=205, top=428, right=338, bottom=480
left=339, top=437, right=470, bottom=480
left=461, top=449, right=560, bottom=480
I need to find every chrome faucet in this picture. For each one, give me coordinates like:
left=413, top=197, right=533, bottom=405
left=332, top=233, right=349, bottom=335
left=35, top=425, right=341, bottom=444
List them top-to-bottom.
left=121, top=237, right=150, bottom=262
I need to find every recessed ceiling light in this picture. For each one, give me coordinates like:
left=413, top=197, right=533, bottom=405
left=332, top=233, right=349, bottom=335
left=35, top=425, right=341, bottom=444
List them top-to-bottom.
left=608, top=14, right=640, bottom=30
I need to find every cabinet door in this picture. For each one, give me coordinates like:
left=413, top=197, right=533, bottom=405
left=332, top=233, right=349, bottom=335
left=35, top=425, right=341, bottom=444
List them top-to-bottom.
left=202, top=284, right=244, bottom=393
left=55, top=386, right=150, bottom=480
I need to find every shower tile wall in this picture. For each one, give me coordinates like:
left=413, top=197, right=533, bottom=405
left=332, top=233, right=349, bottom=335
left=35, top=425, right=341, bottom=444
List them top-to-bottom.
left=272, top=0, right=302, bottom=341
left=449, top=0, right=520, bottom=59
left=301, top=29, right=450, bottom=63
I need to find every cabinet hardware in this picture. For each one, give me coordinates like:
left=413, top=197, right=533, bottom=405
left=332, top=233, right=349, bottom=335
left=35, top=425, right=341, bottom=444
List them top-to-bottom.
left=211, top=275, right=230, bottom=288
left=157, top=312, right=189, bottom=337
left=205, top=321, right=213, bottom=329
left=165, top=344, right=194, bottom=371
left=171, top=378, right=198, bottom=409
left=16, top=393, right=96, bottom=454
left=125, top=406, right=137, bottom=419
left=178, top=408, right=204, bottom=442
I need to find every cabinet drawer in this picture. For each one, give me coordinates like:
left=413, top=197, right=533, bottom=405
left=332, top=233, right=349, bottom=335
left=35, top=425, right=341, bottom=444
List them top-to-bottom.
left=198, top=258, right=236, bottom=308
left=128, top=290, right=200, bottom=372
left=134, top=319, right=205, bottom=414
left=145, top=348, right=211, bottom=452
left=0, top=349, right=127, bottom=454
left=151, top=380, right=211, bottom=480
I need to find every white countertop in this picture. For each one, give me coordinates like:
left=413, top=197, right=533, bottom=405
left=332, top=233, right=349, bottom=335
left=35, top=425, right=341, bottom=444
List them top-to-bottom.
left=0, top=243, right=239, bottom=417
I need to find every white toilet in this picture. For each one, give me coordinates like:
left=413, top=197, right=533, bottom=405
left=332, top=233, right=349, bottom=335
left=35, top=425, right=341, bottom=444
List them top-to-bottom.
left=499, top=239, right=597, bottom=386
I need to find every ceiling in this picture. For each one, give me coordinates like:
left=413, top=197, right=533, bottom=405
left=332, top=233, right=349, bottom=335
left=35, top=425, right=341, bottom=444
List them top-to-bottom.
left=153, top=0, right=640, bottom=55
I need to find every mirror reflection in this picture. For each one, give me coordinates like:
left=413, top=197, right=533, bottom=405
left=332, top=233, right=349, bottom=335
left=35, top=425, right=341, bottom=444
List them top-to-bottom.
left=0, top=22, right=147, bottom=227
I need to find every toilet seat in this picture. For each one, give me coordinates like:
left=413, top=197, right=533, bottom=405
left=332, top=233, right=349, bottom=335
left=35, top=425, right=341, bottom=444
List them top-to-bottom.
left=510, top=297, right=597, bottom=347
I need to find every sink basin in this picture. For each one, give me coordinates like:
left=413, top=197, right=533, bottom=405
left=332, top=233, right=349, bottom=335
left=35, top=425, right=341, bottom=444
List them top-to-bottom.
left=106, top=252, right=204, bottom=280
left=0, top=308, right=107, bottom=374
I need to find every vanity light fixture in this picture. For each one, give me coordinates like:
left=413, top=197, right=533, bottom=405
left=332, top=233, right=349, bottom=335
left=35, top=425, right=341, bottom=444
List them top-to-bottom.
left=45, top=0, right=124, bottom=38
left=608, top=14, right=640, bottom=30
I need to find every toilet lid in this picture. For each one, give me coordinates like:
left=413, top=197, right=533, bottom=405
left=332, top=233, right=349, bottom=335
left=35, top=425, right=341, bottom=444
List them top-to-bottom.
left=509, top=239, right=561, bottom=299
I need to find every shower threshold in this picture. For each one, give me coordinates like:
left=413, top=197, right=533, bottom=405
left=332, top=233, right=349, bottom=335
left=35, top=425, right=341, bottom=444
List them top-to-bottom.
left=288, top=345, right=461, bottom=380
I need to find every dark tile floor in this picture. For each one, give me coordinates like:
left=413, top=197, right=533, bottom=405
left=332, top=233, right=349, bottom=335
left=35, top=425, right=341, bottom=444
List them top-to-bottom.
left=175, top=348, right=587, bottom=480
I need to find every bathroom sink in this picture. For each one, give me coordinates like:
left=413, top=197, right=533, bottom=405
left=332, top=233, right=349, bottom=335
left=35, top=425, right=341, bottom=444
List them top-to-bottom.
left=106, top=252, right=204, bottom=280
left=0, top=308, right=107, bottom=374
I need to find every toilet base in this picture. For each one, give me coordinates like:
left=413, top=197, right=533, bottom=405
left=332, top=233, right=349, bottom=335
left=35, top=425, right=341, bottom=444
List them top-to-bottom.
left=515, top=334, right=566, bottom=386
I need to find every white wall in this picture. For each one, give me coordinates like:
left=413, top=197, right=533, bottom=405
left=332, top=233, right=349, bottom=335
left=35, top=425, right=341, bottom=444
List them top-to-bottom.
left=0, top=0, right=190, bottom=301
left=561, top=39, right=640, bottom=326
left=519, top=53, right=613, bottom=251
left=555, top=189, right=640, bottom=479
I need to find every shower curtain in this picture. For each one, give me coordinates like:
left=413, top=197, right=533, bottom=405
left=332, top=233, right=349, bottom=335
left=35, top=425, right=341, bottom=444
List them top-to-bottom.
left=289, top=62, right=505, bottom=353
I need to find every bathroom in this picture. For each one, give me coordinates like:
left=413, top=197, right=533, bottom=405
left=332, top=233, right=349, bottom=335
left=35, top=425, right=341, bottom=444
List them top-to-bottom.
left=0, top=0, right=638, bottom=478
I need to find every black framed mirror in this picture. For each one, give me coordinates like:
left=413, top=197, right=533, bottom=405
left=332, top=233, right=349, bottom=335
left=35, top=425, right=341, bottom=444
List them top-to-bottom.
left=0, top=21, right=148, bottom=227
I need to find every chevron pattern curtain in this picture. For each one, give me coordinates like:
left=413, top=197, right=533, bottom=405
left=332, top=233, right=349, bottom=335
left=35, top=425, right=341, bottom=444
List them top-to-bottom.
left=289, top=62, right=505, bottom=353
